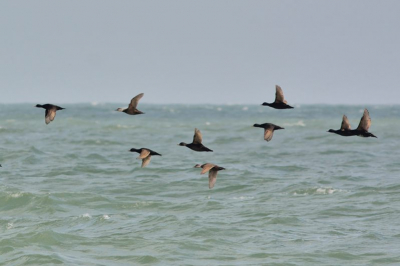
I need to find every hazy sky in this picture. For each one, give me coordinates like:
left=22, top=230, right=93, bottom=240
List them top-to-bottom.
left=1, top=0, right=399, bottom=104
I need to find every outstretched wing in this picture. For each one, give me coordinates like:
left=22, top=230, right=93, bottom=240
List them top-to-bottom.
left=274, top=85, right=287, bottom=104
left=128, top=93, right=144, bottom=111
left=45, top=107, right=57, bottom=124
left=357, top=109, right=371, bottom=131
left=340, top=115, right=351, bottom=130
left=263, top=124, right=275, bottom=141
left=193, top=128, right=203, bottom=144
left=138, top=149, right=151, bottom=159
left=141, top=155, right=151, bottom=168
left=200, top=163, right=215, bottom=175
left=208, top=170, right=218, bottom=189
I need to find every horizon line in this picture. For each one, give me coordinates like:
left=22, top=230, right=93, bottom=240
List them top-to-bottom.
left=0, top=102, right=399, bottom=106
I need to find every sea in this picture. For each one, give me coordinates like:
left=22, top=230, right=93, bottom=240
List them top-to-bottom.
left=0, top=103, right=399, bottom=265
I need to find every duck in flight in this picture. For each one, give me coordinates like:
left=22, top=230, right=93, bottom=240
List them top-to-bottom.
left=262, top=85, right=294, bottom=109
left=116, top=93, right=145, bottom=115
left=35, top=104, right=65, bottom=124
left=328, top=109, right=377, bottom=138
left=253, top=123, right=284, bottom=142
left=178, top=128, right=213, bottom=152
left=129, top=148, right=161, bottom=168
left=194, top=163, right=225, bottom=189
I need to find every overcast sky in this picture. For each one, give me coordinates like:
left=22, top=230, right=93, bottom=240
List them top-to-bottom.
left=1, top=0, right=399, bottom=104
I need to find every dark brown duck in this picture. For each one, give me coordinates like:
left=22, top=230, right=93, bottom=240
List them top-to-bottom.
left=262, top=85, right=294, bottom=109
left=116, top=93, right=145, bottom=115
left=35, top=104, right=65, bottom=124
left=328, top=109, right=377, bottom=138
left=253, top=123, right=284, bottom=142
left=178, top=128, right=213, bottom=152
left=129, top=148, right=162, bottom=168
left=194, top=163, right=225, bottom=189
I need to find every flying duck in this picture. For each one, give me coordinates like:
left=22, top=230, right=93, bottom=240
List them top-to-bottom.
left=262, top=85, right=294, bottom=109
left=116, top=93, right=145, bottom=115
left=35, top=104, right=65, bottom=124
left=328, top=109, right=377, bottom=138
left=253, top=123, right=284, bottom=141
left=178, top=128, right=213, bottom=152
left=129, top=148, right=162, bottom=168
left=194, top=163, right=225, bottom=189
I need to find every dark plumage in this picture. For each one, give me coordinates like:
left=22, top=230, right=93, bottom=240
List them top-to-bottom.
left=262, top=85, right=294, bottom=109
left=116, top=93, right=144, bottom=115
left=35, top=104, right=65, bottom=124
left=328, top=109, right=377, bottom=138
left=253, top=123, right=284, bottom=142
left=178, top=128, right=213, bottom=152
left=129, top=148, right=161, bottom=168
left=194, top=163, right=226, bottom=189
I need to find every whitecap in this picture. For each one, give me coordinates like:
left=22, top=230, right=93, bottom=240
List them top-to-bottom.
left=91, top=102, right=99, bottom=106
left=242, top=106, right=248, bottom=111
left=217, top=107, right=222, bottom=111
left=282, top=120, right=306, bottom=127
left=205, top=122, right=211, bottom=125
left=116, top=124, right=129, bottom=128
left=316, top=188, right=336, bottom=194
left=10, top=192, right=23, bottom=198
left=231, top=196, right=254, bottom=200
left=80, top=213, right=92, bottom=219
left=102, top=214, right=110, bottom=220
left=7, top=223, right=13, bottom=229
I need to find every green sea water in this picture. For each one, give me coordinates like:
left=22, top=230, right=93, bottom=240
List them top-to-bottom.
left=0, top=103, right=400, bottom=265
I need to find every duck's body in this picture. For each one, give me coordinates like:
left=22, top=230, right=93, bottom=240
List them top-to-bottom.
left=262, top=85, right=293, bottom=109
left=116, top=93, right=144, bottom=115
left=35, top=104, right=65, bottom=124
left=328, top=109, right=377, bottom=138
left=253, top=123, right=284, bottom=142
left=179, top=128, right=213, bottom=152
left=180, top=143, right=213, bottom=152
left=129, top=148, right=161, bottom=168
left=194, top=163, right=225, bottom=189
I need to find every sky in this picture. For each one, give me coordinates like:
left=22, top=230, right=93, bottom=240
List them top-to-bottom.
left=1, top=0, right=399, bottom=104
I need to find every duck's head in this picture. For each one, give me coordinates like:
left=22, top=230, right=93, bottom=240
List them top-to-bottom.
left=261, top=102, right=270, bottom=106
left=35, top=104, right=42, bottom=108
left=56, top=106, right=65, bottom=110
left=253, top=124, right=261, bottom=128
left=274, top=126, right=284, bottom=130
left=327, top=129, right=336, bottom=133
left=366, top=132, right=378, bottom=138
left=178, top=142, right=187, bottom=146
left=129, top=148, right=139, bottom=152
left=193, top=164, right=202, bottom=168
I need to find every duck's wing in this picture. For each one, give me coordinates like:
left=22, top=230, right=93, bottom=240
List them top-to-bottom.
left=274, top=85, right=287, bottom=104
left=128, top=93, right=144, bottom=111
left=45, top=106, right=57, bottom=124
left=357, top=109, right=371, bottom=131
left=340, top=115, right=351, bottom=130
left=263, top=125, right=275, bottom=142
left=193, top=128, right=203, bottom=144
left=138, top=149, right=151, bottom=159
left=141, top=155, right=151, bottom=168
left=200, top=163, right=215, bottom=175
left=208, top=170, right=218, bottom=189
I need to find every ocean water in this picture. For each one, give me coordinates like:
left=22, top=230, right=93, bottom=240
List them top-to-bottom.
left=0, top=103, right=400, bottom=265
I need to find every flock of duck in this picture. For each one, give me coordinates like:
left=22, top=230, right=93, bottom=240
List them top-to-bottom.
left=17, top=85, right=378, bottom=189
